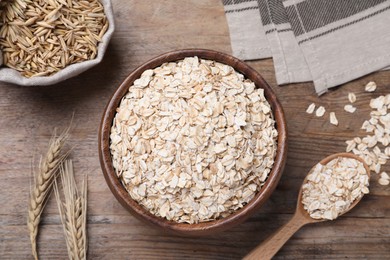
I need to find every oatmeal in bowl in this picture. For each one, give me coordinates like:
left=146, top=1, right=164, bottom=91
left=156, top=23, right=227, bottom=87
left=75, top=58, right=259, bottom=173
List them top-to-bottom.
left=99, top=49, right=287, bottom=235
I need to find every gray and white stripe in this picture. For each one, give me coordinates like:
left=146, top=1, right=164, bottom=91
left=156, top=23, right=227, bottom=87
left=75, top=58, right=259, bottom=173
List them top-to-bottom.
left=223, top=0, right=390, bottom=94
left=285, top=0, right=389, bottom=37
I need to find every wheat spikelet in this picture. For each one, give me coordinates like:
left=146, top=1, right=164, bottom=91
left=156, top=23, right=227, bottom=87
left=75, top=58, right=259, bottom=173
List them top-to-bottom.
left=27, top=128, right=69, bottom=260
left=54, top=160, right=88, bottom=260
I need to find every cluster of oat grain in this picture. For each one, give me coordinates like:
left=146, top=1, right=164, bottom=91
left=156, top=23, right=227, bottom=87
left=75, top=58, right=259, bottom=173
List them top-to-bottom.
left=0, top=0, right=108, bottom=77
left=110, top=57, right=278, bottom=224
left=346, top=93, right=390, bottom=186
left=302, top=157, right=369, bottom=220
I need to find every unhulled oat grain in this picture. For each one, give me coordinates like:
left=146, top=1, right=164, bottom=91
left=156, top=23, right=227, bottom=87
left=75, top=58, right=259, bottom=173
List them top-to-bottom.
left=0, top=0, right=108, bottom=77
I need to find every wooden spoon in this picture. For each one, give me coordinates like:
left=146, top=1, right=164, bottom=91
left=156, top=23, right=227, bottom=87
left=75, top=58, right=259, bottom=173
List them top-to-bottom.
left=244, top=153, right=371, bottom=260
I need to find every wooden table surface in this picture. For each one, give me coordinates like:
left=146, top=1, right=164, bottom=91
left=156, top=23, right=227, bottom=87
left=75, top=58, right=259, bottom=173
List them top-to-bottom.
left=0, top=1, right=389, bottom=259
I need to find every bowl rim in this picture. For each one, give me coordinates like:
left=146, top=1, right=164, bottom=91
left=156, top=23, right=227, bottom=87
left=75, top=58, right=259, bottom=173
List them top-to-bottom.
left=98, top=49, right=288, bottom=236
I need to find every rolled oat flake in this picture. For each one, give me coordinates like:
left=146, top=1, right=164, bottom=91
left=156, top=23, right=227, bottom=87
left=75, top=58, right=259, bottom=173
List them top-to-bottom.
left=110, top=57, right=278, bottom=224
left=302, top=157, right=369, bottom=220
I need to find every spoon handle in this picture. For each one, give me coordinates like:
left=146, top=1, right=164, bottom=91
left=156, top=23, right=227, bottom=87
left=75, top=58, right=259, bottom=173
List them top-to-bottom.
left=243, top=212, right=308, bottom=260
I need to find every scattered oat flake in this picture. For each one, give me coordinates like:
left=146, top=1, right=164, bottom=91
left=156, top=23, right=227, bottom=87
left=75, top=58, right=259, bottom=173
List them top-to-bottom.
left=365, top=81, right=377, bottom=92
left=348, top=93, right=357, bottom=103
left=346, top=94, right=390, bottom=176
left=370, top=96, right=384, bottom=109
left=306, top=103, right=316, bottom=114
left=344, top=104, right=356, bottom=113
left=315, top=106, right=326, bottom=117
left=329, top=112, right=338, bottom=126
left=345, top=140, right=356, bottom=152
left=385, top=147, right=390, bottom=156
left=380, top=172, right=390, bottom=180
left=378, top=178, right=390, bottom=186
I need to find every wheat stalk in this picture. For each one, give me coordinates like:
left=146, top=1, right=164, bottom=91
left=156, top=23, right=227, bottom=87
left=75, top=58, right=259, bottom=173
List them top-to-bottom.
left=28, top=128, right=70, bottom=260
left=54, top=160, right=88, bottom=260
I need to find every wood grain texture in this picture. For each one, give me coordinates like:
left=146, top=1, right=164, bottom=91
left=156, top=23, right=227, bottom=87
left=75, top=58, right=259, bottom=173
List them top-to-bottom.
left=0, top=0, right=389, bottom=259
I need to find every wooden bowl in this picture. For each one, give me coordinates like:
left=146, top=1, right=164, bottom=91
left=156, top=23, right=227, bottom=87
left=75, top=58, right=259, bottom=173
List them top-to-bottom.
left=99, top=49, right=288, bottom=236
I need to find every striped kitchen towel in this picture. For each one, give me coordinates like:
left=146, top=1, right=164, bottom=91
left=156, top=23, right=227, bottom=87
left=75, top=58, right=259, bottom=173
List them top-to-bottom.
left=223, top=0, right=390, bottom=95
left=223, top=0, right=273, bottom=60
